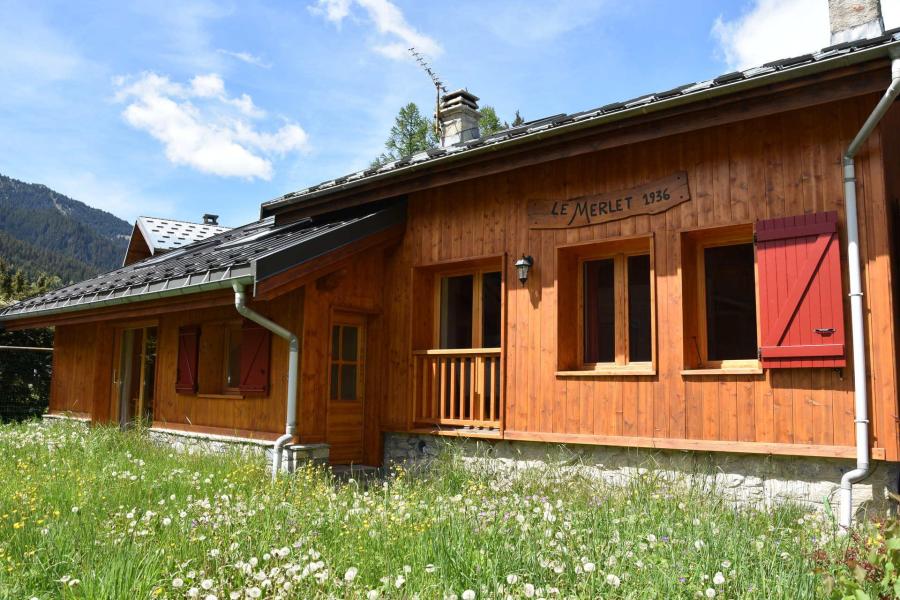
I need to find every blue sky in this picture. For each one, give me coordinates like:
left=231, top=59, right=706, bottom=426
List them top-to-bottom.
left=2, top=0, right=898, bottom=227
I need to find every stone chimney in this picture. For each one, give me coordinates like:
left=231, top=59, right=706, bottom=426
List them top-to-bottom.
left=828, top=0, right=884, bottom=44
left=438, top=89, right=481, bottom=147
left=202, top=213, right=219, bottom=225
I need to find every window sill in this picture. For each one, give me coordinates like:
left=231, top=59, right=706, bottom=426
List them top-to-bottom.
left=556, top=368, right=656, bottom=378
left=681, top=368, right=763, bottom=376
left=197, top=393, right=245, bottom=400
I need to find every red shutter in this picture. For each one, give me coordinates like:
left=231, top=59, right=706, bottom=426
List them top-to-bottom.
left=756, top=211, right=846, bottom=368
left=239, top=321, right=271, bottom=395
left=175, top=325, right=200, bottom=394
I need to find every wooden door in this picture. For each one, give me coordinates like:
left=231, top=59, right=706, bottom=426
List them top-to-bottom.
left=326, top=311, right=367, bottom=464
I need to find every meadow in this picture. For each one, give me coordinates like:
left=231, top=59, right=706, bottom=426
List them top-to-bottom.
left=0, top=420, right=877, bottom=599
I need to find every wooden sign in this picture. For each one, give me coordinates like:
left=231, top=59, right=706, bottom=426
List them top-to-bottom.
left=528, top=171, right=690, bottom=229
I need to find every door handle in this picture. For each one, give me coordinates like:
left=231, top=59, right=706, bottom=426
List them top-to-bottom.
left=815, top=328, right=836, bottom=336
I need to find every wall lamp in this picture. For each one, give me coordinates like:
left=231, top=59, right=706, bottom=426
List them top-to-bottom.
left=515, top=255, right=534, bottom=285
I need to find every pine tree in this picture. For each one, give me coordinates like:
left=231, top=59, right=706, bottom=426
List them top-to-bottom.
left=372, top=103, right=439, bottom=167
left=478, top=106, right=507, bottom=136
left=512, top=110, right=525, bottom=127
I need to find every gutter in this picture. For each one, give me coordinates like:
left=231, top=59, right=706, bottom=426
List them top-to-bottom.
left=839, top=54, right=900, bottom=530
left=0, top=268, right=254, bottom=323
left=232, top=281, right=299, bottom=480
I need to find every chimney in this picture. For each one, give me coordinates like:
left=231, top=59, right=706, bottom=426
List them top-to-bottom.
left=828, top=0, right=884, bottom=44
left=438, top=89, right=481, bottom=147
left=202, top=213, right=219, bottom=225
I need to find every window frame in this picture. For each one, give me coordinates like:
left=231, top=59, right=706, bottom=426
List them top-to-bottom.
left=681, top=224, right=761, bottom=373
left=557, top=235, right=656, bottom=376
left=433, top=266, right=503, bottom=351
left=328, top=313, right=367, bottom=403
left=196, top=319, right=244, bottom=398
left=222, top=322, right=242, bottom=394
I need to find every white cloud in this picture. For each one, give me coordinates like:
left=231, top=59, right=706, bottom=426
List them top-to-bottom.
left=310, top=0, right=442, bottom=60
left=474, top=0, right=615, bottom=45
left=713, top=0, right=900, bottom=71
left=216, top=49, right=272, bottom=69
left=114, top=72, right=309, bottom=181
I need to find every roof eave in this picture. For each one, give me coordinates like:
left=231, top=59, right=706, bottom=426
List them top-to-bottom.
left=261, top=38, right=900, bottom=217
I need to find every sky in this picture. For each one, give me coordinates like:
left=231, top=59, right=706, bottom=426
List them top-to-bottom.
left=1, top=0, right=899, bottom=227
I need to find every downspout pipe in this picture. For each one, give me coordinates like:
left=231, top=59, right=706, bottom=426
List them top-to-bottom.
left=839, top=56, right=900, bottom=529
left=232, top=282, right=299, bottom=481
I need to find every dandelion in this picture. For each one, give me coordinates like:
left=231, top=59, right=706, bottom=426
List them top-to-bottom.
left=71, top=506, right=79, bottom=514
left=162, top=517, right=172, bottom=526
left=694, top=540, right=705, bottom=550
left=721, top=560, right=731, bottom=569
left=583, top=562, right=596, bottom=573
left=345, top=567, right=358, bottom=582
left=713, top=572, right=725, bottom=585
left=506, top=574, right=518, bottom=584
left=606, top=574, right=621, bottom=587
left=395, top=575, right=406, bottom=588
left=173, top=578, right=184, bottom=588
left=201, top=579, right=213, bottom=590
left=523, top=583, right=536, bottom=597
left=246, top=587, right=262, bottom=598
left=187, top=588, right=200, bottom=598
left=705, top=588, right=716, bottom=598
left=367, top=590, right=380, bottom=599
left=462, top=590, right=476, bottom=600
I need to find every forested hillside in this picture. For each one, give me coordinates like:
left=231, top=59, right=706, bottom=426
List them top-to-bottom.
left=0, top=174, right=131, bottom=282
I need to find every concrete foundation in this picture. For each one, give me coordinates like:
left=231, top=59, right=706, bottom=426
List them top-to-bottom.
left=384, top=432, right=900, bottom=517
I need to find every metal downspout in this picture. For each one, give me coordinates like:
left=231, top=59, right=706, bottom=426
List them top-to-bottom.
left=839, top=56, right=900, bottom=529
left=232, top=282, right=299, bottom=481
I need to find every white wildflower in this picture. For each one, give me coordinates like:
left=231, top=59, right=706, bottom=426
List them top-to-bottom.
left=583, top=562, right=596, bottom=573
left=345, top=567, right=358, bottom=582
left=713, top=572, right=725, bottom=585
left=506, top=574, right=518, bottom=584
left=606, top=574, right=621, bottom=587
left=173, top=578, right=184, bottom=588
left=201, top=579, right=213, bottom=590
left=523, top=583, right=536, bottom=597
left=246, top=587, right=262, bottom=599
left=705, top=588, right=716, bottom=598
left=367, top=591, right=380, bottom=600
left=462, top=591, right=476, bottom=600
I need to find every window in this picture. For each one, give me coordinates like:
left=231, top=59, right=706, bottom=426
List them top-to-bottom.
left=682, top=225, right=758, bottom=370
left=558, top=236, right=655, bottom=374
left=437, top=269, right=502, bottom=349
left=177, top=320, right=270, bottom=397
left=330, top=321, right=364, bottom=401
left=224, top=323, right=242, bottom=392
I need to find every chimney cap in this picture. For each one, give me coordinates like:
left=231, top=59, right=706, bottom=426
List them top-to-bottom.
left=440, top=89, right=479, bottom=110
left=202, top=213, right=219, bottom=225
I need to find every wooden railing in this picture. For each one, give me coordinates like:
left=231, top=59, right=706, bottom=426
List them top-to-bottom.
left=412, top=348, right=502, bottom=429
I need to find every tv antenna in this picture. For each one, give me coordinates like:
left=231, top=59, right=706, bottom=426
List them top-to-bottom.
left=409, top=47, right=447, bottom=138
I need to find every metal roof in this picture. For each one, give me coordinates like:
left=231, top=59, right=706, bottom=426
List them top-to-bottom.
left=261, top=28, right=900, bottom=216
left=0, top=205, right=405, bottom=321
left=136, top=216, right=230, bottom=254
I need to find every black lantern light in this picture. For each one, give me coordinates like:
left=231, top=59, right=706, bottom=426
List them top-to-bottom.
left=514, top=255, right=533, bottom=285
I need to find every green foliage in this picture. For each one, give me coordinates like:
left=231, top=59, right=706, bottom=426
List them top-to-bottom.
left=372, top=102, right=439, bottom=167
left=478, top=105, right=507, bottom=136
left=512, top=109, right=525, bottom=127
left=0, top=173, right=131, bottom=282
left=0, top=260, right=58, bottom=422
left=0, top=421, right=851, bottom=598
left=819, top=518, right=900, bottom=599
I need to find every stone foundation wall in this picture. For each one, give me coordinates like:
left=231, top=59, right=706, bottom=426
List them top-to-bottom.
left=147, top=428, right=329, bottom=471
left=384, top=432, right=900, bottom=517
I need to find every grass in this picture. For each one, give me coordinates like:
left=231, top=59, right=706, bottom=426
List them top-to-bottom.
left=0, top=419, right=863, bottom=599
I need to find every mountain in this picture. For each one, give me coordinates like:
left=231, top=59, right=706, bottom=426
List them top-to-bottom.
left=0, top=174, right=132, bottom=282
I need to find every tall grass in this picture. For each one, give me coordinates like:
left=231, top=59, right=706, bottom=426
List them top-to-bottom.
left=0, top=420, right=851, bottom=599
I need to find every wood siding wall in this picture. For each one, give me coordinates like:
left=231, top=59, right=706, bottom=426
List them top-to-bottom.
left=381, top=94, right=900, bottom=460
left=152, top=290, right=302, bottom=436
left=50, top=322, right=113, bottom=418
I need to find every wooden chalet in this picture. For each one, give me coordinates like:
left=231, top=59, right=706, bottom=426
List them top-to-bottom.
left=4, top=5, right=900, bottom=525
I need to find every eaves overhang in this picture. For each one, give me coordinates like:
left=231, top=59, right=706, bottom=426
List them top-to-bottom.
left=261, top=34, right=900, bottom=218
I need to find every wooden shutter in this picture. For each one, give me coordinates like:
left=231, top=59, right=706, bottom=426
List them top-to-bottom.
left=756, top=211, right=846, bottom=368
left=239, top=321, right=271, bottom=394
left=175, top=325, right=200, bottom=394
